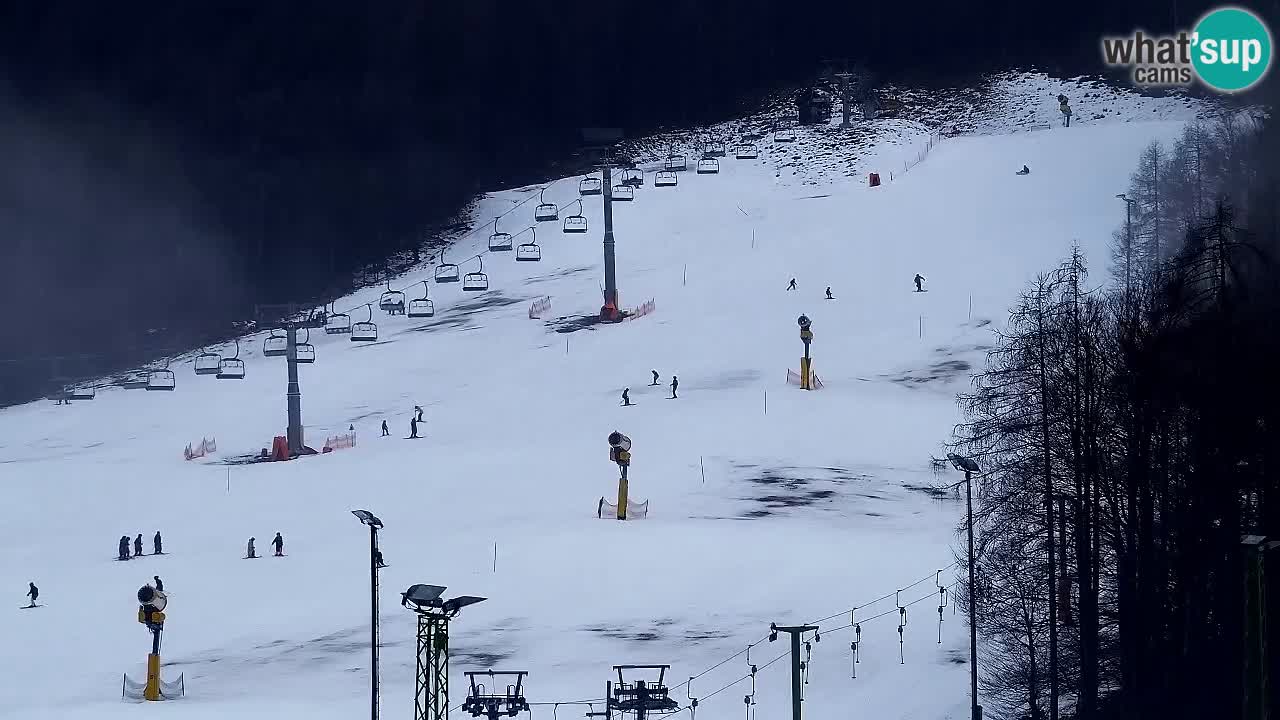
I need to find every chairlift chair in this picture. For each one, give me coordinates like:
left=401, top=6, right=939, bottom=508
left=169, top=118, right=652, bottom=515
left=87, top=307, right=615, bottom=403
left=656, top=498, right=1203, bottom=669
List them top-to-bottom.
left=775, top=124, right=796, bottom=142
left=707, top=140, right=726, bottom=157
left=735, top=144, right=759, bottom=159
left=664, top=154, right=687, bottom=172
left=696, top=158, right=720, bottom=174
left=621, top=168, right=644, bottom=187
left=655, top=170, right=678, bottom=187
left=579, top=176, right=602, bottom=195
left=612, top=184, right=635, bottom=201
left=534, top=188, right=558, bottom=222
left=563, top=200, right=588, bottom=234
left=488, top=217, right=513, bottom=252
left=515, top=227, right=541, bottom=262
left=434, top=251, right=460, bottom=283
left=462, top=257, right=490, bottom=292
left=379, top=279, right=406, bottom=315
left=408, top=281, right=436, bottom=318
left=325, top=304, right=352, bottom=335
left=351, top=304, right=378, bottom=342
left=263, top=328, right=288, bottom=357
left=295, top=328, right=316, bottom=363
left=217, top=339, right=246, bottom=379
left=194, top=350, right=222, bottom=375
left=146, top=360, right=176, bottom=391
left=122, top=374, right=150, bottom=390
left=66, top=385, right=97, bottom=401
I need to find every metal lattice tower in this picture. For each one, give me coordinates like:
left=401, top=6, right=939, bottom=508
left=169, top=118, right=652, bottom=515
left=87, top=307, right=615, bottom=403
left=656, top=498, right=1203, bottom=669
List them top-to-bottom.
left=415, top=613, right=450, bottom=720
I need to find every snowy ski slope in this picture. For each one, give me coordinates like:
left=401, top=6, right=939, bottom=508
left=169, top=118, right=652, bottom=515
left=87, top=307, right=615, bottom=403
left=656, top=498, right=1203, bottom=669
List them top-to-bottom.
left=1, top=79, right=1194, bottom=720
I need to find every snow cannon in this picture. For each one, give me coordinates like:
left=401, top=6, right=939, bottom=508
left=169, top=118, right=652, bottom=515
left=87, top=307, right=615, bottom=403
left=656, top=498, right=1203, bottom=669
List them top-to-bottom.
left=601, top=431, right=647, bottom=520
left=124, top=585, right=184, bottom=701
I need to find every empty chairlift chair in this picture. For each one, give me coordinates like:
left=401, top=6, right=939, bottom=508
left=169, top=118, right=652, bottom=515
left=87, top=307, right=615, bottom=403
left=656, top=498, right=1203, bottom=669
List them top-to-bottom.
left=774, top=123, right=796, bottom=142
left=705, top=140, right=726, bottom=157
left=735, top=143, right=759, bottom=160
left=664, top=154, right=687, bottom=172
left=696, top=157, right=720, bottom=174
left=621, top=168, right=644, bottom=187
left=655, top=170, right=678, bottom=187
left=579, top=176, right=602, bottom=196
left=612, top=183, right=635, bottom=201
left=534, top=188, right=558, bottom=222
left=563, top=200, right=588, bottom=234
left=488, top=217, right=512, bottom=252
left=515, top=227, right=541, bottom=262
left=434, top=251, right=460, bottom=283
left=462, top=257, right=489, bottom=292
left=379, top=280, right=406, bottom=315
left=408, top=281, right=435, bottom=318
left=325, top=304, right=352, bottom=335
left=351, top=304, right=378, bottom=342
left=295, top=328, right=316, bottom=363
left=263, top=329, right=288, bottom=357
left=217, top=339, right=246, bottom=380
left=194, top=350, right=222, bottom=375
left=146, top=360, right=176, bottom=391
left=66, top=385, right=97, bottom=401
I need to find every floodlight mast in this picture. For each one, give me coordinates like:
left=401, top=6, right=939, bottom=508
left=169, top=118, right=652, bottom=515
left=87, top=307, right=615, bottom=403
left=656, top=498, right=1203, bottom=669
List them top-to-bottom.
left=946, top=454, right=983, bottom=720
left=352, top=510, right=385, bottom=720
left=403, top=585, right=487, bottom=720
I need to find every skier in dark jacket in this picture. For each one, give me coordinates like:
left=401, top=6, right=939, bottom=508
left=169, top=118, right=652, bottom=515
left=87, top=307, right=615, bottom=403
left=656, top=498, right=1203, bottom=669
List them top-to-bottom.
left=914, top=274, right=925, bottom=292
left=787, top=278, right=797, bottom=291
left=825, top=287, right=834, bottom=300
left=651, top=370, right=660, bottom=386
left=670, top=376, right=679, bottom=399
left=622, top=388, right=632, bottom=406
left=414, top=405, right=424, bottom=422
left=410, top=417, right=420, bottom=438
left=381, top=420, right=390, bottom=437
left=153, top=531, right=163, bottom=555
left=273, top=532, right=284, bottom=556
left=134, top=534, right=144, bottom=557
left=118, top=536, right=131, bottom=560
left=246, top=537, right=257, bottom=559
left=153, top=575, right=164, bottom=592
left=27, top=582, right=38, bottom=606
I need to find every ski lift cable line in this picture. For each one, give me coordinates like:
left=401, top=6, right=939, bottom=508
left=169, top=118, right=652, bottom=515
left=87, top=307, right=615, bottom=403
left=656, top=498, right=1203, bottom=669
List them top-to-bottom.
left=805, top=562, right=958, bottom=626
left=817, top=582, right=961, bottom=634
left=653, top=648, right=792, bottom=720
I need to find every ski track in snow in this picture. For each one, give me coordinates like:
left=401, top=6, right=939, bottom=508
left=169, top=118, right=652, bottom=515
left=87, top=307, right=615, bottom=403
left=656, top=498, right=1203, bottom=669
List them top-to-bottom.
left=0, top=72, right=1209, bottom=720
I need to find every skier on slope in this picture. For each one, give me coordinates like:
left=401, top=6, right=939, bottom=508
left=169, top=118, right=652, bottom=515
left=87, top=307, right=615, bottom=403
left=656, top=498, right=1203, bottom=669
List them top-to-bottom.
left=1016, top=164, right=1031, bottom=175
left=914, top=274, right=925, bottom=292
left=787, top=278, right=797, bottom=291
left=825, top=287, right=834, bottom=300
left=651, top=370, right=660, bottom=386
left=670, top=375, right=679, bottom=399
left=622, top=388, right=632, bottom=406
left=414, top=405, right=424, bottom=422
left=410, top=417, right=420, bottom=439
left=381, top=420, right=390, bottom=437
left=153, top=531, right=163, bottom=555
left=273, top=532, right=284, bottom=556
left=134, top=534, right=144, bottom=557
left=118, top=536, right=131, bottom=560
left=246, top=537, right=257, bottom=559
left=26, top=582, right=38, bottom=606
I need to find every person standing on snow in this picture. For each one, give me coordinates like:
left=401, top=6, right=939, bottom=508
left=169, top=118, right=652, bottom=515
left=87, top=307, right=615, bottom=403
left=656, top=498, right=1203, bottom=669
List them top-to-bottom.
left=914, top=274, right=925, bottom=292
left=787, top=278, right=797, bottom=291
left=825, top=287, right=834, bottom=300
left=650, top=370, right=660, bottom=386
left=670, top=375, right=679, bottom=399
left=622, top=388, right=632, bottom=406
left=414, top=405, right=424, bottom=422
left=410, top=417, right=420, bottom=439
left=381, top=420, right=390, bottom=437
left=153, top=531, right=163, bottom=555
left=273, top=532, right=284, bottom=556
left=134, top=534, right=144, bottom=557
left=118, top=536, right=131, bottom=560
left=246, top=537, right=257, bottom=559
left=153, top=575, right=164, bottom=592
left=26, top=582, right=38, bottom=606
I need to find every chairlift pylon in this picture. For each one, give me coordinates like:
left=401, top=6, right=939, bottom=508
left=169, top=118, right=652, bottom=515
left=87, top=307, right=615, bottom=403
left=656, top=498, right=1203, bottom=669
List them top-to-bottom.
left=696, top=157, right=720, bottom=174
left=655, top=170, right=678, bottom=187
left=579, top=176, right=602, bottom=195
left=612, top=183, right=635, bottom=201
left=534, top=188, right=558, bottom=222
left=563, top=199, right=588, bottom=234
left=488, top=217, right=513, bottom=252
left=515, top=227, right=541, bottom=262
left=435, top=250, right=460, bottom=283
left=462, top=256, right=490, bottom=292
left=379, top=278, right=406, bottom=315
left=408, top=280, right=436, bottom=318
left=325, top=303, right=352, bottom=335
left=351, top=304, right=378, bottom=342
left=296, top=327, right=316, bottom=363
left=263, top=328, right=288, bottom=357
left=217, top=339, right=246, bottom=379
left=194, top=349, right=222, bottom=375
left=146, top=358, right=176, bottom=391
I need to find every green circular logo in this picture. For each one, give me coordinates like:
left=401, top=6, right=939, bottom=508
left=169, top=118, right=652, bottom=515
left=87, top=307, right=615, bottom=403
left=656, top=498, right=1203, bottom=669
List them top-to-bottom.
left=1191, top=7, right=1273, bottom=92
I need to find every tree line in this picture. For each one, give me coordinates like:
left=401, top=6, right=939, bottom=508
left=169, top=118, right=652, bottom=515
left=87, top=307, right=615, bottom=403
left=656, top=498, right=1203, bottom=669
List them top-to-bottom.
left=952, top=98, right=1280, bottom=718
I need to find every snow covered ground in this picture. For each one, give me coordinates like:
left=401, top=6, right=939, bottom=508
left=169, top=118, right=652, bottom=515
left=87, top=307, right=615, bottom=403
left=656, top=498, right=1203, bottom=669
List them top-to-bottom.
left=0, top=75, right=1194, bottom=720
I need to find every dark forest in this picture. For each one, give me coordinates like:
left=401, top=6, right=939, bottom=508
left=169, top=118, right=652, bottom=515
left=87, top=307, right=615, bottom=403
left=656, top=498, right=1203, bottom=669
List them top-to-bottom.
left=0, top=0, right=1268, bottom=400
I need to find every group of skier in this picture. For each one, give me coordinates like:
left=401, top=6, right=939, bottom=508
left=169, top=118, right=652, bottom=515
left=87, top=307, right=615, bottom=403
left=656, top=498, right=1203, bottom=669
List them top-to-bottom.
left=788, top=275, right=927, bottom=294
left=621, top=371, right=677, bottom=406
left=381, top=404, right=426, bottom=439
left=117, top=531, right=163, bottom=561
left=245, top=532, right=285, bottom=559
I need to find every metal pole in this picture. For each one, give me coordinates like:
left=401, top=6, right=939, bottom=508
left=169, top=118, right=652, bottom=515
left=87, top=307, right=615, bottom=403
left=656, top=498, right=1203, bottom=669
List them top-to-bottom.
left=602, top=165, right=618, bottom=317
left=1125, top=200, right=1133, bottom=311
left=286, top=326, right=303, bottom=455
left=966, top=470, right=980, bottom=720
left=371, top=525, right=380, bottom=720
left=790, top=632, right=803, bottom=720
